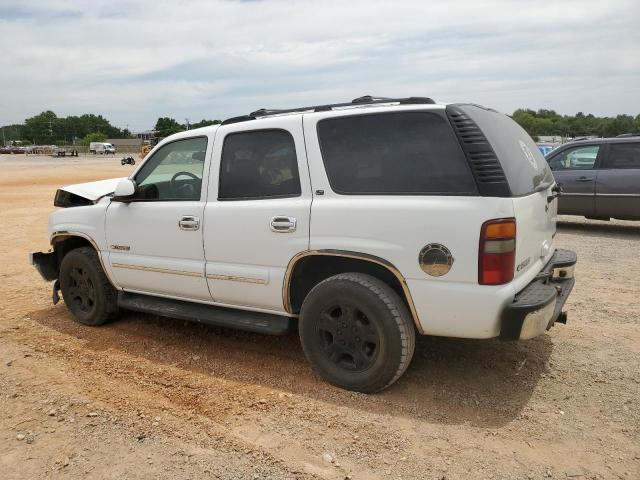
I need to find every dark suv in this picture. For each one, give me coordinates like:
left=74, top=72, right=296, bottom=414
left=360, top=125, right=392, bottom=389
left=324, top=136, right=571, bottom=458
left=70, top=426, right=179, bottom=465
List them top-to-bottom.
left=546, top=137, right=640, bottom=221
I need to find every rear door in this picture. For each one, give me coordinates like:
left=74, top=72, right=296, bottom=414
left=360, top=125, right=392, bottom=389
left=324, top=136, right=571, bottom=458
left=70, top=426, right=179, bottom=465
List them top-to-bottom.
left=202, top=115, right=311, bottom=313
left=595, top=141, right=640, bottom=220
left=547, top=144, right=602, bottom=217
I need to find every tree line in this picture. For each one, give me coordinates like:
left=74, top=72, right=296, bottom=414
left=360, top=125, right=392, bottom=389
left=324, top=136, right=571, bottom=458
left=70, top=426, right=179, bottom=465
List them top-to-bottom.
left=2, top=108, right=639, bottom=146
left=512, top=109, right=640, bottom=140
left=0, top=111, right=221, bottom=146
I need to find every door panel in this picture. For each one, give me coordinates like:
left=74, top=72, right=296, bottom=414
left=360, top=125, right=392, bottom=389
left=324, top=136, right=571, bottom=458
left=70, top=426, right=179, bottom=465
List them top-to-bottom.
left=203, top=115, right=311, bottom=312
left=105, top=134, right=214, bottom=301
left=596, top=142, right=640, bottom=220
left=548, top=144, right=601, bottom=217
left=106, top=201, right=210, bottom=300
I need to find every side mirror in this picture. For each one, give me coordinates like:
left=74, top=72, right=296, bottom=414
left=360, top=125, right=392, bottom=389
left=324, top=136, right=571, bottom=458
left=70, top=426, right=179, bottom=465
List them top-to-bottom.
left=113, top=178, right=136, bottom=202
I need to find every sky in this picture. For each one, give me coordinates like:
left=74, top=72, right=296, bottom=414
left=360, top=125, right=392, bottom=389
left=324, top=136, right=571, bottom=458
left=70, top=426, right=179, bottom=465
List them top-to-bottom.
left=0, top=0, right=639, bottom=132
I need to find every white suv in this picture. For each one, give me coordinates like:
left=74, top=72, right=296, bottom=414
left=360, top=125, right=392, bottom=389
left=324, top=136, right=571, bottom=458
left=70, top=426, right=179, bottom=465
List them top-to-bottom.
left=31, top=96, right=576, bottom=393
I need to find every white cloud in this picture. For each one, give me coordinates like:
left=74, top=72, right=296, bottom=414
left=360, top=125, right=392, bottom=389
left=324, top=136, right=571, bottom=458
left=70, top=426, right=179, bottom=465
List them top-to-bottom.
left=0, top=0, right=638, bottom=130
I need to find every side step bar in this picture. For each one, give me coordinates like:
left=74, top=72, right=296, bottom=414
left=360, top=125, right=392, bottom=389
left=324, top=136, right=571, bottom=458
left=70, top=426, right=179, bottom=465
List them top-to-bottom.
left=117, top=291, right=292, bottom=335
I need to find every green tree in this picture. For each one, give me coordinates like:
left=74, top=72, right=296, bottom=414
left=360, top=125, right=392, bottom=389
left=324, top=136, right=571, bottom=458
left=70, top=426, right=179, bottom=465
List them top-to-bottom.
left=154, top=117, right=184, bottom=137
left=190, top=119, right=222, bottom=129
left=80, top=132, right=108, bottom=146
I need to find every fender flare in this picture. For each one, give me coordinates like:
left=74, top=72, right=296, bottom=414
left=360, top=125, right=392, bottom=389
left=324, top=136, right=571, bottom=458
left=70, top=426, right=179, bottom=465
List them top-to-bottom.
left=50, top=230, right=117, bottom=287
left=282, top=249, right=424, bottom=334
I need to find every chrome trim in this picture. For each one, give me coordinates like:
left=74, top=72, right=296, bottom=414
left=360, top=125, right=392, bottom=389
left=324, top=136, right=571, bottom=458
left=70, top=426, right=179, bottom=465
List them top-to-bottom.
left=178, top=215, right=200, bottom=231
left=270, top=216, right=297, bottom=233
left=50, top=231, right=116, bottom=285
left=418, top=243, right=454, bottom=277
left=282, top=250, right=425, bottom=334
left=112, top=263, right=203, bottom=277
left=206, top=273, right=268, bottom=285
left=520, top=300, right=556, bottom=340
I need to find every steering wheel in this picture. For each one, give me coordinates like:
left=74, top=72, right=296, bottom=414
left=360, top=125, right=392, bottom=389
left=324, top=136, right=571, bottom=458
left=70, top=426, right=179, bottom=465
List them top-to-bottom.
left=170, top=171, right=199, bottom=197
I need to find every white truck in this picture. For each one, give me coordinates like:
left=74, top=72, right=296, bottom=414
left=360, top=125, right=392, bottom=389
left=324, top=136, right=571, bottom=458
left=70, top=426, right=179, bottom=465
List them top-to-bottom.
left=31, top=96, right=576, bottom=393
left=89, top=142, right=116, bottom=155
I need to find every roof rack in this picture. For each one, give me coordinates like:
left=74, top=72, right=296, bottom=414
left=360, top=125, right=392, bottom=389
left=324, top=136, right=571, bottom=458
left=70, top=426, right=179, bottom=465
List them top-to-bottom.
left=221, top=95, right=435, bottom=125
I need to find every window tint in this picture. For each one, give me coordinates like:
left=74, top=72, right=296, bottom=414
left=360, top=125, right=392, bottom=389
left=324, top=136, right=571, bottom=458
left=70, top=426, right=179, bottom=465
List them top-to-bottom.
left=458, top=105, right=554, bottom=195
left=317, top=112, right=476, bottom=195
left=218, top=130, right=301, bottom=200
left=134, top=137, right=208, bottom=201
left=605, top=143, right=640, bottom=169
left=548, top=145, right=599, bottom=171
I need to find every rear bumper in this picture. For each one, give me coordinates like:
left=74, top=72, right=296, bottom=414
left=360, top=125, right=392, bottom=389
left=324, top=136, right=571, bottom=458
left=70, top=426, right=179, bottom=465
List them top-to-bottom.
left=500, top=248, right=577, bottom=341
left=30, top=251, right=58, bottom=281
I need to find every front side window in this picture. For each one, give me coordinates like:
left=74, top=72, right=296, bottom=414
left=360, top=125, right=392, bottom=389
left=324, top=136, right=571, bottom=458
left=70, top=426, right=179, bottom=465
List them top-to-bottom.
left=317, top=112, right=476, bottom=195
left=218, top=130, right=301, bottom=200
left=134, top=137, right=208, bottom=201
left=605, top=143, right=640, bottom=169
left=548, top=145, right=599, bottom=171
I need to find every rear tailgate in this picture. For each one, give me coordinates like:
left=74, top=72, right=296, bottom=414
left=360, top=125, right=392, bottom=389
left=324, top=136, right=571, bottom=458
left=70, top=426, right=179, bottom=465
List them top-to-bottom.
left=454, top=104, right=557, bottom=281
left=511, top=186, right=557, bottom=281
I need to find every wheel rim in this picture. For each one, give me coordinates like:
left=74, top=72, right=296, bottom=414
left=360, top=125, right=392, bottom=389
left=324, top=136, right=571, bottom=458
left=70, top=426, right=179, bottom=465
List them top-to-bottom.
left=67, top=266, right=96, bottom=314
left=317, top=303, right=380, bottom=372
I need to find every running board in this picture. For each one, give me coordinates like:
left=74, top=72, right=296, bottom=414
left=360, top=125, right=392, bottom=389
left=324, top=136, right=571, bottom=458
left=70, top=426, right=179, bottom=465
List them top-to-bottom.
left=117, top=291, right=292, bottom=335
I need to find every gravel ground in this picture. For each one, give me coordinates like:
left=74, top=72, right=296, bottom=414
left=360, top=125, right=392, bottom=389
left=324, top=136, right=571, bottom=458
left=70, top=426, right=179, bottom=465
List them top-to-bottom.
left=1, top=155, right=638, bottom=479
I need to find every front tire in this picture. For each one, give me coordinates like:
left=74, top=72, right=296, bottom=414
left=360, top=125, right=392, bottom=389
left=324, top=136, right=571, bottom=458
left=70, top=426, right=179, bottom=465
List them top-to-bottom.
left=59, top=247, right=119, bottom=326
left=299, top=273, right=415, bottom=393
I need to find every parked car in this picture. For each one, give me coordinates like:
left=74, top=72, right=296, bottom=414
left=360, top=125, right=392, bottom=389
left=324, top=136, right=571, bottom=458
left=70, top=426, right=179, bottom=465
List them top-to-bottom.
left=31, top=96, right=576, bottom=393
left=546, top=137, right=640, bottom=220
left=89, top=142, right=116, bottom=155
left=1, top=145, right=27, bottom=154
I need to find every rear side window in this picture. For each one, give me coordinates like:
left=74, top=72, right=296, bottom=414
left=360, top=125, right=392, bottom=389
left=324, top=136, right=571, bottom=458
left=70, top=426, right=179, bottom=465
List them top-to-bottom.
left=458, top=105, right=554, bottom=196
left=317, top=112, right=476, bottom=195
left=218, top=129, right=301, bottom=200
left=605, top=143, right=640, bottom=169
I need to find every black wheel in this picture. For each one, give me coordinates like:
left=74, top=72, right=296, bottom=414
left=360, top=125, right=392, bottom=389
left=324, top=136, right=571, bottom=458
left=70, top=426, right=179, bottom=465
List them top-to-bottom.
left=59, top=247, right=119, bottom=326
left=299, top=273, right=415, bottom=393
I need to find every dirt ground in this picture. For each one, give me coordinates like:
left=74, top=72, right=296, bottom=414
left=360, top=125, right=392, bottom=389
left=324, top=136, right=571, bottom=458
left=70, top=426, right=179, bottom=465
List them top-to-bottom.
left=1, top=155, right=638, bottom=480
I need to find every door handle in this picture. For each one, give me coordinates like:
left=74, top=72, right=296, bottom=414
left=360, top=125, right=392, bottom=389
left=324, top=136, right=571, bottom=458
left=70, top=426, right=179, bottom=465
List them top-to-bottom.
left=576, top=177, right=593, bottom=182
left=178, top=215, right=200, bottom=231
left=270, top=216, right=297, bottom=233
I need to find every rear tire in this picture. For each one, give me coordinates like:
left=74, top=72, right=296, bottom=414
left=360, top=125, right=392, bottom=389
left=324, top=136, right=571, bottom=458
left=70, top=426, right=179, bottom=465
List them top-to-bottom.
left=59, top=247, right=119, bottom=326
left=299, top=273, right=415, bottom=393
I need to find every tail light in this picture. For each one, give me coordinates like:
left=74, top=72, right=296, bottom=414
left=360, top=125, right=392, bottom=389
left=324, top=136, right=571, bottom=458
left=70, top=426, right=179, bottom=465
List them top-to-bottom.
left=479, top=218, right=516, bottom=285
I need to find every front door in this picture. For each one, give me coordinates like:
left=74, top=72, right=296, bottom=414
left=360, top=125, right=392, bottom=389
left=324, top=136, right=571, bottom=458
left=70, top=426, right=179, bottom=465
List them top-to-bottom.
left=202, top=115, right=311, bottom=313
left=105, top=135, right=213, bottom=301
left=548, top=144, right=602, bottom=217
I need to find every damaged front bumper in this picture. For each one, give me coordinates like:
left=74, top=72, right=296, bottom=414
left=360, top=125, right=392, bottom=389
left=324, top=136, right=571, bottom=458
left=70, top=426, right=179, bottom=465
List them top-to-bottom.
left=500, top=248, right=577, bottom=341
left=30, top=251, right=61, bottom=304
left=30, top=251, right=58, bottom=281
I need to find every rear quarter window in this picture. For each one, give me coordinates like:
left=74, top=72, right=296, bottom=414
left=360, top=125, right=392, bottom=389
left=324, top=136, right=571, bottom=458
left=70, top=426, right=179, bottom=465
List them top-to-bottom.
left=458, top=105, right=554, bottom=196
left=317, top=112, right=477, bottom=195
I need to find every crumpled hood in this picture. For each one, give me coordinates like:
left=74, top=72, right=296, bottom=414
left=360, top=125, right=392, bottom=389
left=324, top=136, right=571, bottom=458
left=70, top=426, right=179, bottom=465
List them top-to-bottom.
left=59, top=177, right=126, bottom=202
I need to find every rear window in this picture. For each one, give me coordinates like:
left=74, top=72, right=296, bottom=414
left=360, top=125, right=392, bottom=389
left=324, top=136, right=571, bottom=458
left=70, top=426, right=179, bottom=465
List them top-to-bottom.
left=459, top=105, right=554, bottom=196
left=317, top=112, right=477, bottom=195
